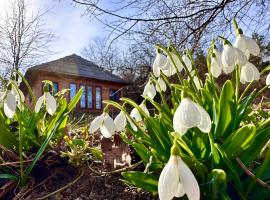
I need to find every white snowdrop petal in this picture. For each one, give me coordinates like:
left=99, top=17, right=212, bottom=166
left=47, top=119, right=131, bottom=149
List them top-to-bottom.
left=247, top=37, right=260, bottom=56
left=222, top=45, right=237, bottom=67
left=235, top=48, right=247, bottom=66
left=154, top=53, right=167, bottom=70
left=172, top=53, right=184, bottom=72
left=182, top=55, right=192, bottom=71
left=210, top=57, right=222, bottom=78
left=162, top=60, right=176, bottom=77
left=240, top=62, right=260, bottom=83
left=223, top=65, right=235, bottom=74
left=266, top=73, right=270, bottom=86
left=193, top=76, right=201, bottom=90
left=157, top=77, right=166, bottom=92
left=143, top=81, right=156, bottom=99
left=4, top=91, right=16, bottom=118
left=45, top=92, right=57, bottom=115
left=35, top=95, right=45, bottom=113
left=175, top=98, right=201, bottom=128
left=140, top=103, right=150, bottom=117
left=196, top=104, right=211, bottom=133
left=130, top=108, right=142, bottom=122
left=114, top=111, right=127, bottom=132
left=90, top=114, right=104, bottom=133
left=100, top=115, right=116, bottom=138
left=127, top=117, right=138, bottom=131
left=173, top=117, right=188, bottom=136
left=158, top=156, right=180, bottom=200
left=178, top=158, right=200, bottom=200
left=175, top=183, right=185, bottom=198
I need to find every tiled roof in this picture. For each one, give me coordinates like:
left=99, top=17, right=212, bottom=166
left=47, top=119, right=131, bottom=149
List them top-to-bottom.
left=26, top=54, right=128, bottom=83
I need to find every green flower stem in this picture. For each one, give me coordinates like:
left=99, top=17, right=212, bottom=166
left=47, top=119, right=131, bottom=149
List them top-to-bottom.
left=168, top=45, right=201, bottom=98
left=235, top=65, right=240, bottom=102
left=10, top=81, right=24, bottom=184
left=239, top=81, right=254, bottom=102
left=255, top=85, right=268, bottom=99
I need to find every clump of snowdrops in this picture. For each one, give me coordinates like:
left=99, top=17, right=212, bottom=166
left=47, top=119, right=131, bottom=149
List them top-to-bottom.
left=90, top=19, right=270, bottom=199
left=0, top=76, right=82, bottom=186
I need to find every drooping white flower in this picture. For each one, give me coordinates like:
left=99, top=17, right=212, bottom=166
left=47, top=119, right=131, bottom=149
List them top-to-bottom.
left=234, top=34, right=260, bottom=59
left=221, top=44, right=247, bottom=74
left=153, top=53, right=167, bottom=77
left=172, top=53, right=184, bottom=72
left=182, top=54, right=192, bottom=72
left=210, top=56, right=222, bottom=78
left=162, top=60, right=176, bottom=77
left=240, top=62, right=260, bottom=84
left=266, top=73, right=270, bottom=86
left=193, top=76, right=202, bottom=90
left=156, top=77, right=167, bottom=92
left=143, top=80, right=156, bottom=99
left=3, top=90, right=16, bottom=118
left=35, top=92, right=57, bottom=115
left=173, top=98, right=211, bottom=136
left=130, top=103, right=150, bottom=122
left=114, top=111, right=127, bottom=132
left=90, top=113, right=116, bottom=138
left=158, top=155, right=200, bottom=200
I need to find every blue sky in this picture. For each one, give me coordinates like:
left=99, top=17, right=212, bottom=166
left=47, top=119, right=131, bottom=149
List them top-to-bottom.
left=0, top=0, right=106, bottom=60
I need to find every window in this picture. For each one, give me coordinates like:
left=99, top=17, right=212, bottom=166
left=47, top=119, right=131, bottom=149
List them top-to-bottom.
left=53, top=82, right=59, bottom=93
left=70, top=83, right=76, bottom=101
left=80, top=85, right=86, bottom=108
left=87, top=86, right=93, bottom=109
left=96, top=87, right=102, bottom=109
left=109, top=88, right=120, bottom=101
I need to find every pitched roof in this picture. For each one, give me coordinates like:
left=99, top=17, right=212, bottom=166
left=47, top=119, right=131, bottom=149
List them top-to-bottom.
left=26, top=54, right=128, bottom=84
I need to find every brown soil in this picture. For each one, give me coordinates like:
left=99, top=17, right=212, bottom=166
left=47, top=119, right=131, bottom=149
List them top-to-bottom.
left=0, top=154, right=156, bottom=200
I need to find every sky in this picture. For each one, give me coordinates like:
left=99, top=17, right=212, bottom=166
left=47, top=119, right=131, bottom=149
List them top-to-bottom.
left=0, top=0, right=106, bottom=61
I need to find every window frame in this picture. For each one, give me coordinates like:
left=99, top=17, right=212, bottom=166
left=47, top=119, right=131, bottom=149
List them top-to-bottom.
left=69, top=82, right=77, bottom=102
left=79, top=84, right=86, bottom=109
left=87, top=86, right=93, bottom=109
left=95, top=86, right=102, bottom=110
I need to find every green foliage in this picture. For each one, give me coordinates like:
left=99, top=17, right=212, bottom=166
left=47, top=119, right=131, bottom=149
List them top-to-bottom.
left=104, top=42, right=270, bottom=199
left=0, top=76, right=82, bottom=186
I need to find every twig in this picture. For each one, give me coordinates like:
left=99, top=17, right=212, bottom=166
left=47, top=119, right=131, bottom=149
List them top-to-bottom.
left=236, top=157, right=270, bottom=189
left=0, top=159, right=33, bottom=166
left=87, top=161, right=142, bottom=175
left=35, top=170, right=84, bottom=200
left=22, top=173, right=56, bottom=199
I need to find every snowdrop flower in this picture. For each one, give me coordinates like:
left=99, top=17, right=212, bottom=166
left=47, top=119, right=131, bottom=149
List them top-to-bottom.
left=234, top=34, right=260, bottom=59
left=221, top=44, right=247, bottom=74
left=210, top=51, right=223, bottom=78
left=153, top=52, right=167, bottom=77
left=172, top=53, right=184, bottom=72
left=182, top=54, right=192, bottom=72
left=162, top=60, right=177, bottom=77
left=240, top=62, right=260, bottom=84
left=266, top=73, right=270, bottom=86
left=156, top=77, right=167, bottom=92
left=143, top=80, right=156, bottom=99
left=3, top=90, right=16, bottom=118
left=35, top=90, right=57, bottom=115
left=173, top=98, right=211, bottom=136
left=130, top=103, right=150, bottom=122
left=114, top=111, right=127, bottom=132
left=90, top=112, right=116, bottom=138
left=158, top=155, right=200, bottom=200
